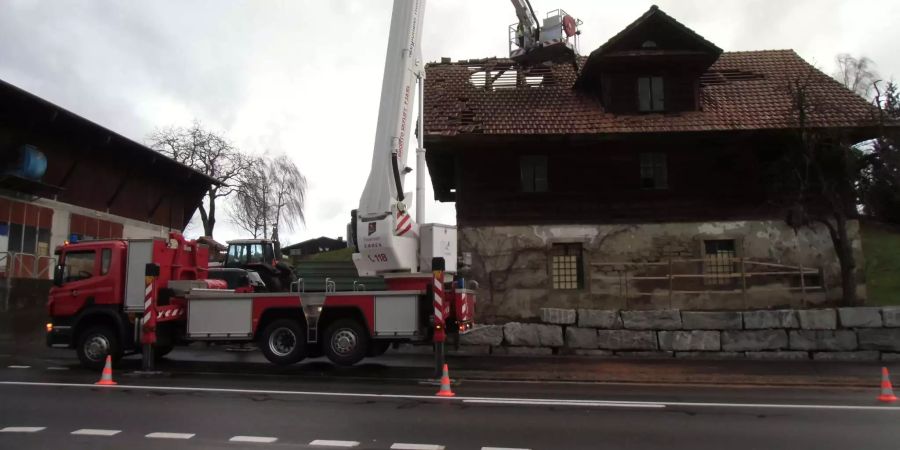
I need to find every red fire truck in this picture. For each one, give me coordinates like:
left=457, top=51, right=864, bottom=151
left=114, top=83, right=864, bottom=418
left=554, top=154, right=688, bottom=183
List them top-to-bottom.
left=46, top=232, right=475, bottom=369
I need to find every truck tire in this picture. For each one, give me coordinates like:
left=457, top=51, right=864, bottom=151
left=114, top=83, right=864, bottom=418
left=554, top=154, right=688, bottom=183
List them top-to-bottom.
left=323, top=318, right=369, bottom=366
left=259, top=319, right=307, bottom=365
left=76, top=325, right=122, bottom=370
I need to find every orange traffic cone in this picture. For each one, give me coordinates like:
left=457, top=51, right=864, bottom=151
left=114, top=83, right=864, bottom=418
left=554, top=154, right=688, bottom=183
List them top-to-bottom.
left=95, top=355, right=117, bottom=386
left=435, top=363, right=455, bottom=397
left=878, top=367, right=897, bottom=402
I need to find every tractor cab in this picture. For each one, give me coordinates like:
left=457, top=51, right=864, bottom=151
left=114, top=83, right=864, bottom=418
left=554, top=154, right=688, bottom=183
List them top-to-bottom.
left=224, top=239, right=295, bottom=292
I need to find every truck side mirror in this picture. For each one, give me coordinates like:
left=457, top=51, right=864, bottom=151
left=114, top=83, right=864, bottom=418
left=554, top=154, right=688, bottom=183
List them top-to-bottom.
left=53, top=264, right=65, bottom=287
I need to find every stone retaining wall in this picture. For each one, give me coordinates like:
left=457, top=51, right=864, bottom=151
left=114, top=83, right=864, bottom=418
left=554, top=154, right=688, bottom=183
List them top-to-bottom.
left=439, top=307, right=900, bottom=362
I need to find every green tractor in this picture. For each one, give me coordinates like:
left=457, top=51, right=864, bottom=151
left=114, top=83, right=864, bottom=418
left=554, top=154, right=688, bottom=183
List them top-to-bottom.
left=222, top=239, right=295, bottom=292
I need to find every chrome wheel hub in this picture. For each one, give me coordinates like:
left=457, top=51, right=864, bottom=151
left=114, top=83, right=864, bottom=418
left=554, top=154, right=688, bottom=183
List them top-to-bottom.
left=268, top=328, right=297, bottom=357
left=331, top=329, right=357, bottom=356
left=84, top=335, right=110, bottom=361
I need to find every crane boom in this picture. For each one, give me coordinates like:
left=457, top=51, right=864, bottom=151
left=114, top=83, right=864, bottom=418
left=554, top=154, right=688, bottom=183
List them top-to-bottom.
left=353, top=0, right=426, bottom=276
left=352, top=1, right=580, bottom=277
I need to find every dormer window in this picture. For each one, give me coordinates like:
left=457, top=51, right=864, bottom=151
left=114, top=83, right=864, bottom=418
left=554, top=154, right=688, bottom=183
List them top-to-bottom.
left=641, top=40, right=658, bottom=49
left=638, top=76, right=665, bottom=112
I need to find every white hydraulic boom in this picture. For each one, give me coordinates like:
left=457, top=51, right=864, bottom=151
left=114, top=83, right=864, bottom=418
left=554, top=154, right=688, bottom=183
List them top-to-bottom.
left=352, top=0, right=580, bottom=277
left=353, top=0, right=426, bottom=276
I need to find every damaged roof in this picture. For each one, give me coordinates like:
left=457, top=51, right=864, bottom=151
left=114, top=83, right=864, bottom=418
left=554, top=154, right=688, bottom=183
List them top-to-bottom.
left=423, top=50, right=878, bottom=137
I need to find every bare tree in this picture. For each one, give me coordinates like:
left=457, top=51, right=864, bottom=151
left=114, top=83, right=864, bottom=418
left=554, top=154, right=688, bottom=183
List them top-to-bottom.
left=833, top=53, right=879, bottom=99
left=774, top=73, right=867, bottom=305
left=857, top=81, right=900, bottom=224
left=147, top=121, right=251, bottom=237
left=229, top=154, right=306, bottom=242
left=268, top=154, right=307, bottom=243
left=229, top=158, right=271, bottom=238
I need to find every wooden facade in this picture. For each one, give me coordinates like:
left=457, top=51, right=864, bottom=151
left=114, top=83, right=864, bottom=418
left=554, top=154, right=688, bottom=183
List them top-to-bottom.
left=429, top=131, right=796, bottom=227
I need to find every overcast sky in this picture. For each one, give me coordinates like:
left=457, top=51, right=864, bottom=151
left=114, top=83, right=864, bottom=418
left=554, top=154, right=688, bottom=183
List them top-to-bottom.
left=2, top=0, right=898, bottom=244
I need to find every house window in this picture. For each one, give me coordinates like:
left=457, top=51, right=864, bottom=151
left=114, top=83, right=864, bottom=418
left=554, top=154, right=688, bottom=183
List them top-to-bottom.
left=638, top=76, right=664, bottom=112
left=640, top=153, right=668, bottom=189
left=520, top=155, right=548, bottom=193
left=703, top=240, right=736, bottom=286
left=551, top=243, right=583, bottom=290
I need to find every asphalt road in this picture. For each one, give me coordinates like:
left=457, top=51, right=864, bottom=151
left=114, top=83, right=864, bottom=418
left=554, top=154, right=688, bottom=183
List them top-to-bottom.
left=1, top=350, right=900, bottom=449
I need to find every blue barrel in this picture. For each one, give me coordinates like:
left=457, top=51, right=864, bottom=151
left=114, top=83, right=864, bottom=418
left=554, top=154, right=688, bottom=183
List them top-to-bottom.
left=8, top=145, right=47, bottom=180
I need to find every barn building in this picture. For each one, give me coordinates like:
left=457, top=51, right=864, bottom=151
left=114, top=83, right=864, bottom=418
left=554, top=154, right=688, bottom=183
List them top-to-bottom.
left=0, top=78, right=215, bottom=309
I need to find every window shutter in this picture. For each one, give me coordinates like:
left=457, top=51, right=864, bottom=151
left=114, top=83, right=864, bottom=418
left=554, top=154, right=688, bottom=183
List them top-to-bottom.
left=638, top=77, right=651, bottom=111
left=652, top=77, right=665, bottom=111
left=654, top=153, right=668, bottom=188
left=520, top=157, right=535, bottom=192
left=534, top=157, right=548, bottom=192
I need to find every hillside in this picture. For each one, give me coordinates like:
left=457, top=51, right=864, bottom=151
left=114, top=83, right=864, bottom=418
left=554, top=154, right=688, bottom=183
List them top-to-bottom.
left=861, top=221, right=900, bottom=306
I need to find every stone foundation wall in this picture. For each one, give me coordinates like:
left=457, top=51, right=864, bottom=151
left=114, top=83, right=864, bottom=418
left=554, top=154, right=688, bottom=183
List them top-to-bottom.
left=460, top=221, right=865, bottom=322
left=440, top=307, right=900, bottom=362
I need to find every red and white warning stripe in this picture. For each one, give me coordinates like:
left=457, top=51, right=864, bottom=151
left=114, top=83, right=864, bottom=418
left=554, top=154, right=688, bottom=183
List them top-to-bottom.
left=395, top=211, right=412, bottom=236
left=433, top=275, right=444, bottom=323
left=142, top=282, right=153, bottom=325
left=156, top=308, right=184, bottom=321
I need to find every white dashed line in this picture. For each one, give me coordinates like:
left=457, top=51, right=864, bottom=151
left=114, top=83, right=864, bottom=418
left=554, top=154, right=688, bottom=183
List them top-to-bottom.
left=7, top=365, right=30, bottom=369
left=0, top=427, right=45, bottom=433
left=71, top=429, right=121, bottom=436
left=146, top=432, right=195, bottom=439
left=230, top=436, right=278, bottom=443
left=309, top=439, right=360, bottom=447
left=390, top=444, right=445, bottom=450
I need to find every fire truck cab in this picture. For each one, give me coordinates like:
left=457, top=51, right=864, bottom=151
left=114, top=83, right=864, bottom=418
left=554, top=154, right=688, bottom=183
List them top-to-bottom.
left=46, top=233, right=475, bottom=369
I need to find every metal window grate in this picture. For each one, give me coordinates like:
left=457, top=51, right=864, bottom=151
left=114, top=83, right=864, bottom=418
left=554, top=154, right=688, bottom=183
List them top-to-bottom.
left=703, top=240, right=736, bottom=286
left=552, top=243, right=583, bottom=290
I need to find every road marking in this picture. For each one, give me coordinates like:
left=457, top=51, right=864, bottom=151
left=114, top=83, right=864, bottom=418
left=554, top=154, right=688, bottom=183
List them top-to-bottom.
left=7, top=365, right=30, bottom=369
left=46, top=367, right=69, bottom=371
left=2, top=381, right=900, bottom=412
left=464, top=399, right=664, bottom=408
left=0, top=427, right=45, bottom=433
left=72, top=429, right=121, bottom=436
left=146, top=432, right=195, bottom=439
left=230, top=436, right=278, bottom=443
left=309, top=439, right=360, bottom=447
left=391, top=444, right=444, bottom=450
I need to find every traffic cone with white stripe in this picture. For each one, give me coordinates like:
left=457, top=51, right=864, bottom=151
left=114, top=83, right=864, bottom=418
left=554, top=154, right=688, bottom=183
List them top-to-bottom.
left=95, top=355, right=117, bottom=386
left=435, top=363, right=455, bottom=397
left=878, top=367, right=896, bottom=402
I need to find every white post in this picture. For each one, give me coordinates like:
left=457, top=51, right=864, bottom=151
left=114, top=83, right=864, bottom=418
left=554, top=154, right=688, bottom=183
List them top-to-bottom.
left=415, top=73, right=426, bottom=224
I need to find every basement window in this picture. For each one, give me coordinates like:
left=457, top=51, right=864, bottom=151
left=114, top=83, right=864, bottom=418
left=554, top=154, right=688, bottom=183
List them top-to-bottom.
left=638, top=76, right=665, bottom=112
left=640, top=153, right=668, bottom=189
left=520, top=155, right=548, bottom=193
left=703, top=240, right=736, bottom=286
left=551, top=243, right=584, bottom=290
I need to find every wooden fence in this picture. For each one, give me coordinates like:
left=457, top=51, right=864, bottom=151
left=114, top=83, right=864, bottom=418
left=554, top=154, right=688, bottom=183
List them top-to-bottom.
left=591, top=258, right=824, bottom=309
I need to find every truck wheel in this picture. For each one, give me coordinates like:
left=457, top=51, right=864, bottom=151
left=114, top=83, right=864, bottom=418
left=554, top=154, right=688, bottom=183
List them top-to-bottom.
left=324, top=318, right=369, bottom=366
left=259, top=319, right=307, bottom=365
left=76, top=325, right=121, bottom=370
